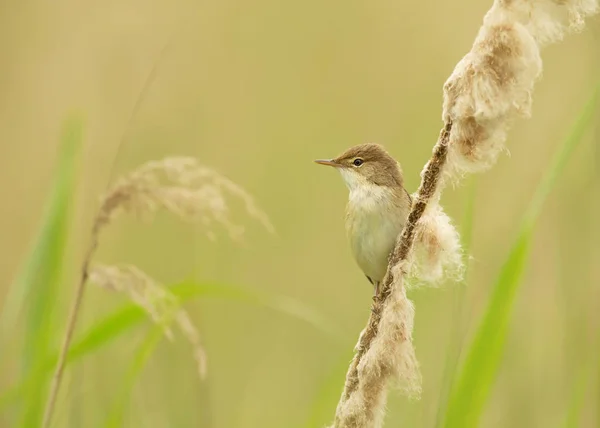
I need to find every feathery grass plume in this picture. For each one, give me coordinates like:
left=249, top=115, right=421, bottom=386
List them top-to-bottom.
left=443, top=0, right=598, bottom=181
left=329, top=1, right=598, bottom=427
left=43, top=156, right=272, bottom=428
left=96, top=156, right=274, bottom=239
left=410, top=200, right=463, bottom=286
left=89, top=264, right=208, bottom=378
left=89, top=264, right=178, bottom=338
left=333, top=265, right=421, bottom=428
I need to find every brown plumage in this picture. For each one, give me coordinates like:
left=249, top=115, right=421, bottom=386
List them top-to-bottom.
left=315, top=143, right=412, bottom=294
left=332, top=143, right=405, bottom=188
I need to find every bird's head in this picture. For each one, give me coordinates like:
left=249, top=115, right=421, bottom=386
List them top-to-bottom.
left=314, top=143, right=404, bottom=191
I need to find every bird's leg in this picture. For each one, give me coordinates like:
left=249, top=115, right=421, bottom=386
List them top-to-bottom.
left=370, top=282, right=381, bottom=314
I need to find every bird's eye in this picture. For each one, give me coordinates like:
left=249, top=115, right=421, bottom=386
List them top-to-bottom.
left=353, top=158, right=364, bottom=167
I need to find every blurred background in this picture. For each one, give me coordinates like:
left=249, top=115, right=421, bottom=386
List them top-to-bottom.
left=0, top=0, right=599, bottom=427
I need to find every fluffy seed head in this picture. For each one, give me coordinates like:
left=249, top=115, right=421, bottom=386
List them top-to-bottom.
left=442, top=0, right=598, bottom=181
left=443, top=19, right=542, bottom=178
left=97, top=157, right=274, bottom=241
left=410, top=202, right=464, bottom=285
left=90, top=264, right=208, bottom=379
left=331, top=266, right=420, bottom=428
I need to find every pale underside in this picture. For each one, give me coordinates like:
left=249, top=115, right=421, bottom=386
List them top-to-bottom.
left=339, top=168, right=409, bottom=287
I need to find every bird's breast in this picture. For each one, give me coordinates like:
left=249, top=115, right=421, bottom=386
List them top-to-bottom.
left=345, top=186, right=406, bottom=283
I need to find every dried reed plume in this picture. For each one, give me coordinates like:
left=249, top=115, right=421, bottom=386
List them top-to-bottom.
left=330, top=1, right=598, bottom=427
left=43, top=157, right=272, bottom=428
left=410, top=201, right=463, bottom=286
left=89, top=264, right=208, bottom=377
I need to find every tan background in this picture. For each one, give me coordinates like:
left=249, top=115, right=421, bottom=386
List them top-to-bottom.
left=0, top=1, right=599, bottom=427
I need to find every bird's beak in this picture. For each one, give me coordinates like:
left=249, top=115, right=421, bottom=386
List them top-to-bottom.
left=314, top=159, right=338, bottom=167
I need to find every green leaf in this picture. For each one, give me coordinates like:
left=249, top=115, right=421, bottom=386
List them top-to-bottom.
left=442, top=86, right=599, bottom=428
left=0, top=116, right=83, bottom=427
left=0, top=116, right=83, bottom=339
left=434, top=178, right=478, bottom=427
left=0, top=282, right=339, bottom=411
left=169, top=282, right=342, bottom=339
left=0, top=306, right=147, bottom=413
left=104, top=326, right=164, bottom=428
left=561, top=333, right=600, bottom=428
left=562, top=365, right=592, bottom=428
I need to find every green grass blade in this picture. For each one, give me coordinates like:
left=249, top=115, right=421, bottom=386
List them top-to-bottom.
left=443, top=86, right=599, bottom=428
left=0, top=116, right=82, bottom=339
left=0, top=117, right=83, bottom=428
left=434, top=178, right=478, bottom=427
left=0, top=282, right=338, bottom=411
left=169, top=282, right=342, bottom=338
left=0, top=306, right=146, bottom=412
left=104, top=326, right=164, bottom=428
left=561, top=333, right=600, bottom=428
left=562, top=366, right=592, bottom=428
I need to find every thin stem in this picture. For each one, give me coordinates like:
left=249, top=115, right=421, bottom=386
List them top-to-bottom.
left=40, top=35, right=173, bottom=427
left=105, top=36, right=173, bottom=184
left=41, top=224, right=100, bottom=428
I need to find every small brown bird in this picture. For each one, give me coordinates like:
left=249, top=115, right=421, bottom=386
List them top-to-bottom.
left=315, top=143, right=412, bottom=295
